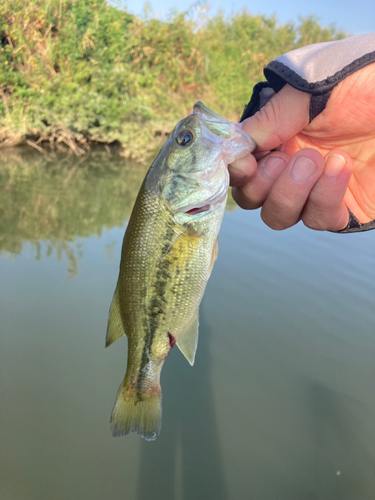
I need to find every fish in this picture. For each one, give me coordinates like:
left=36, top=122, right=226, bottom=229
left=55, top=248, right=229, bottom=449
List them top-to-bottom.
left=105, top=101, right=256, bottom=440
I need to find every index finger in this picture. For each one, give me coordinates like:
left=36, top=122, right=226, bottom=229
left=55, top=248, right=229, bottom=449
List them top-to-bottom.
left=240, top=84, right=311, bottom=152
left=229, top=85, right=311, bottom=185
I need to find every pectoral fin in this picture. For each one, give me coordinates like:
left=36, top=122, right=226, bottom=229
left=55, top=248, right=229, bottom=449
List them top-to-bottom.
left=164, top=224, right=202, bottom=257
left=210, top=237, right=219, bottom=274
left=106, top=284, right=127, bottom=347
left=176, top=309, right=199, bottom=366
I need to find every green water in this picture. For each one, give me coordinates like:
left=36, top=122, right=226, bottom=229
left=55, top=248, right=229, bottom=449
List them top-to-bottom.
left=1, top=149, right=374, bottom=500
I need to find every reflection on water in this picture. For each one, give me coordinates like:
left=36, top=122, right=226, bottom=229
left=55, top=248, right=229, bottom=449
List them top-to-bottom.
left=0, top=147, right=147, bottom=276
left=1, top=149, right=375, bottom=500
left=138, top=309, right=227, bottom=500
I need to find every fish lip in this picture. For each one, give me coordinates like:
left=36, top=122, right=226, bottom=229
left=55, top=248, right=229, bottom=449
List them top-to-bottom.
left=193, top=100, right=228, bottom=124
left=193, top=101, right=257, bottom=156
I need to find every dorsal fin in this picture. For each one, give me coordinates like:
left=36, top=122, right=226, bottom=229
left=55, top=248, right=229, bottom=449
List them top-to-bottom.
left=106, top=284, right=127, bottom=347
left=176, top=308, right=199, bottom=366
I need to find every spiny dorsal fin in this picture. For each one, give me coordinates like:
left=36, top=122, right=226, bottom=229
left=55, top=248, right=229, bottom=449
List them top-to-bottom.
left=106, top=284, right=127, bottom=347
left=176, top=308, right=199, bottom=366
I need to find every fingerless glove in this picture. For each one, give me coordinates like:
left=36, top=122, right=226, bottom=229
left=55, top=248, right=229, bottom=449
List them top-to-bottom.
left=241, top=33, right=375, bottom=233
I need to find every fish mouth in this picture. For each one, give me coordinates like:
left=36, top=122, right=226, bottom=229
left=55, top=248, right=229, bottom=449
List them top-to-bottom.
left=193, top=101, right=256, bottom=160
left=193, top=101, right=234, bottom=139
left=177, top=183, right=228, bottom=216
left=184, top=204, right=211, bottom=216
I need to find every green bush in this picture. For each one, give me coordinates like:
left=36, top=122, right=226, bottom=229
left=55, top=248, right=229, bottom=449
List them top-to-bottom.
left=0, top=1, right=346, bottom=158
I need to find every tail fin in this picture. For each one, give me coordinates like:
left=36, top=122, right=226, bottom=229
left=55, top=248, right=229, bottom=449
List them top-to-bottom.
left=110, top=381, right=162, bottom=441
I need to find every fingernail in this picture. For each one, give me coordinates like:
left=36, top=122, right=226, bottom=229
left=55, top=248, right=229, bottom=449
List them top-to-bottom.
left=324, top=154, right=346, bottom=177
left=261, top=156, right=287, bottom=180
left=291, top=156, right=317, bottom=182
left=228, top=165, right=246, bottom=180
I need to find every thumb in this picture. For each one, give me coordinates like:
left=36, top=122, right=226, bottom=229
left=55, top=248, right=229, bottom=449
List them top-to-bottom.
left=240, top=84, right=311, bottom=152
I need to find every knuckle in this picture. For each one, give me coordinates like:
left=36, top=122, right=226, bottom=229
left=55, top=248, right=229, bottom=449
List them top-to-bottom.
left=258, top=99, right=277, bottom=126
left=256, top=101, right=284, bottom=145
left=232, top=181, right=269, bottom=210
left=308, top=185, right=334, bottom=209
left=231, top=187, right=262, bottom=210
left=271, top=189, right=300, bottom=213
left=261, top=190, right=302, bottom=230
left=302, top=197, right=336, bottom=230
left=302, top=202, right=334, bottom=230
left=302, top=205, right=347, bottom=232
left=261, top=209, right=295, bottom=230
left=302, top=216, right=327, bottom=231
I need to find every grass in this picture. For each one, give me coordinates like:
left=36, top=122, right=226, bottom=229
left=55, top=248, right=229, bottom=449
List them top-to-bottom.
left=0, top=1, right=346, bottom=159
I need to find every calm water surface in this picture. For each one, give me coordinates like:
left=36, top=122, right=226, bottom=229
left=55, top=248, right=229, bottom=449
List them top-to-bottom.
left=1, top=149, right=374, bottom=500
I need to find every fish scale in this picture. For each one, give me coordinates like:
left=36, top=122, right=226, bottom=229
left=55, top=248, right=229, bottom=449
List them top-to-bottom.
left=105, top=101, right=256, bottom=440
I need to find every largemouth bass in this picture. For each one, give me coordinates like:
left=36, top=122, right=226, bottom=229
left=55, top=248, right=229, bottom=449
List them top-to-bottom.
left=106, top=101, right=255, bottom=440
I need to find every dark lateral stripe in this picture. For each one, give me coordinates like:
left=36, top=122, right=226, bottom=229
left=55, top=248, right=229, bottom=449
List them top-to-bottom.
left=136, top=225, right=175, bottom=394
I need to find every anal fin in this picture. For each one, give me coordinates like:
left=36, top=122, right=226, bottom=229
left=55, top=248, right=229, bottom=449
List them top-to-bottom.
left=106, top=284, right=127, bottom=347
left=176, top=308, right=199, bottom=366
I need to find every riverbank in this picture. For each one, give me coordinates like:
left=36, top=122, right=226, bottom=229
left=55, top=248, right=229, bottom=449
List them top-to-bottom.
left=0, top=1, right=346, bottom=160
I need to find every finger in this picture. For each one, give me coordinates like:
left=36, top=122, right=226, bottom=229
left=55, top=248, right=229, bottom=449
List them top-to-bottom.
left=240, top=84, right=311, bottom=152
left=229, top=85, right=309, bottom=179
left=261, top=149, right=325, bottom=230
left=301, top=151, right=353, bottom=231
left=232, top=152, right=289, bottom=209
left=229, top=153, right=258, bottom=187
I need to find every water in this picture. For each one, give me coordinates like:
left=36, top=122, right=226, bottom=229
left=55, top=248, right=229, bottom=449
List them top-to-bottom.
left=1, top=149, right=374, bottom=500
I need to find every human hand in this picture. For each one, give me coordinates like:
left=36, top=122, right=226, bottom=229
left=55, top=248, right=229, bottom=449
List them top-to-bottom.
left=229, top=63, right=375, bottom=231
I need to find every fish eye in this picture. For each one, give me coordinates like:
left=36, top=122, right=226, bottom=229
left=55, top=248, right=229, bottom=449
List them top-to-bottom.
left=176, top=130, right=193, bottom=146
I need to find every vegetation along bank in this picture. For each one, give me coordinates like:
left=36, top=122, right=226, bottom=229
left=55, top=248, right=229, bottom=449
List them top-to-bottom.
left=0, top=0, right=346, bottom=159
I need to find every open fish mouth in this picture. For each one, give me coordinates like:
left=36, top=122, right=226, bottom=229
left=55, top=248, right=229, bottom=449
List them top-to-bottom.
left=177, top=183, right=228, bottom=216
left=184, top=204, right=211, bottom=216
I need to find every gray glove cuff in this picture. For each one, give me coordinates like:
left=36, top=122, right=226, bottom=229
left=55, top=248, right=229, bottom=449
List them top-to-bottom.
left=241, top=33, right=375, bottom=122
left=335, top=209, right=375, bottom=234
